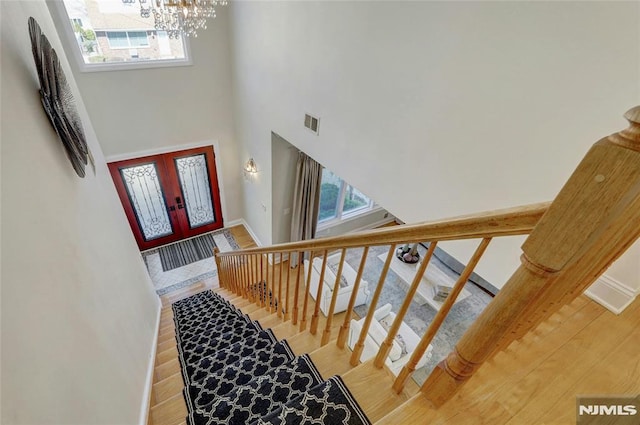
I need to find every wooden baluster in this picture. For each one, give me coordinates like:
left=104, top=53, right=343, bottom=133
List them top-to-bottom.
left=392, top=238, right=490, bottom=392
left=374, top=242, right=438, bottom=368
left=350, top=244, right=397, bottom=366
left=337, top=246, right=369, bottom=348
left=321, top=248, right=347, bottom=346
left=310, top=250, right=329, bottom=335
left=292, top=251, right=303, bottom=325
left=299, top=251, right=315, bottom=331
left=277, top=252, right=284, bottom=318
left=269, top=253, right=276, bottom=313
left=284, top=253, right=292, bottom=321
left=244, top=254, right=251, bottom=301
left=251, top=254, right=261, bottom=306
left=260, top=254, right=265, bottom=308
left=239, top=255, right=245, bottom=299
left=241, top=255, right=248, bottom=301
left=248, top=255, right=253, bottom=301
left=248, top=255, right=254, bottom=301
left=221, top=256, right=228, bottom=290
left=227, top=256, right=234, bottom=293
left=233, top=256, right=241, bottom=294
left=234, top=256, right=241, bottom=296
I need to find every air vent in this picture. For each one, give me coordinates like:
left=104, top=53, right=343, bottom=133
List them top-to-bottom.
left=304, top=113, right=319, bottom=135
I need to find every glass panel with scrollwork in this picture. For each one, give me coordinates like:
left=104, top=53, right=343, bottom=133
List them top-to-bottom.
left=175, top=154, right=215, bottom=228
left=119, top=162, right=173, bottom=240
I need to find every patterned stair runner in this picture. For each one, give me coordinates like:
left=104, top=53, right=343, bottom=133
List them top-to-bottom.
left=172, top=291, right=371, bottom=425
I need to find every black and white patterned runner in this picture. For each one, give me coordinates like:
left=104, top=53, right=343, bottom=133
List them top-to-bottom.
left=172, top=290, right=371, bottom=425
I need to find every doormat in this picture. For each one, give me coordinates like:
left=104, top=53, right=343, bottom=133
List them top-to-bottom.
left=158, top=229, right=238, bottom=272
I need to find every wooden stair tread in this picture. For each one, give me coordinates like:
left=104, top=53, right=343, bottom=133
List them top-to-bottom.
left=247, top=307, right=274, bottom=320
left=256, top=313, right=283, bottom=329
left=270, top=320, right=301, bottom=340
left=285, top=330, right=325, bottom=355
left=308, top=343, right=357, bottom=378
left=155, top=346, right=178, bottom=366
left=155, top=358, right=180, bottom=382
left=342, top=359, right=416, bottom=423
left=152, top=373, right=184, bottom=406
left=150, top=393, right=187, bottom=425
left=375, top=393, right=435, bottom=424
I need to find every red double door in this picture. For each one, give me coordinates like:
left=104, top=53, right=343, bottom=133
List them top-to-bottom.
left=108, top=146, right=224, bottom=250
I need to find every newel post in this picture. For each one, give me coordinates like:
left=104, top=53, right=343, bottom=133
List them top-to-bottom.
left=422, top=106, right=640, bottom=407
left=212, top=247, right=223, bottom=289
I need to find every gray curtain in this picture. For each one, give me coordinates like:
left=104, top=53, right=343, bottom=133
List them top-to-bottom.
left=290, top=152, right=323, bottom=254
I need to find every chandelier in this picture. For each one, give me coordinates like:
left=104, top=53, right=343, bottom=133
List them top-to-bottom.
left=139, top=0, right=227, bottom=39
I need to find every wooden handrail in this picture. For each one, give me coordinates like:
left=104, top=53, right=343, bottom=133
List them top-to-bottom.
left=216, top=203, right=549, bottom=257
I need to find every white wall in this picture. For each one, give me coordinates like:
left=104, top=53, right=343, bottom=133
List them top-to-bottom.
left=1, top=1, right=160, bottom=423
left=229, top=1, right=640, bottom=289
left=49, top=3, right=243, bottom=223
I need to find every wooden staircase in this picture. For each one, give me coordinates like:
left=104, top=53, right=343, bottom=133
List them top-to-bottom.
left=148, top=106, right=640, bottom=425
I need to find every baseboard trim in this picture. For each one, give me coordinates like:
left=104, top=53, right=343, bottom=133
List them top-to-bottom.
left=347, top=217, right=396, bottom=234
left=224, top=218, right=244, bottom=228
left=240, top=218, right=263, bottom=247
left=419, top=243, right=499, bottom=296
left=584, top=274, right=637, bottom=315
left=139, top=297, right=162, bottom=425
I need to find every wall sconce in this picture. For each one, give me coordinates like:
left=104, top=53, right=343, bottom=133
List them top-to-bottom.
left=243, top=157, right=258, bottom=180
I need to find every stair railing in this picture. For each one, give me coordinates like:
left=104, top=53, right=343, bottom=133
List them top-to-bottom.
left=215, top=104, right=640, bottom=410
left=215, top=201, right=548, bottom=370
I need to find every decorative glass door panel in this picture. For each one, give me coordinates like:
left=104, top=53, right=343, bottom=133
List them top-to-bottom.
left=108, top=146, right=224, bottom=250
left=175, top=154, right=215, bottom=228
left=119, top=162, right=175, bottom=241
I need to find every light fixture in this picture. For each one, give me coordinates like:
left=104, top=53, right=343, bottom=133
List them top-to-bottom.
left=138, top=0, right=228, bottom=39
left=243, top=158, right=258, bottom=179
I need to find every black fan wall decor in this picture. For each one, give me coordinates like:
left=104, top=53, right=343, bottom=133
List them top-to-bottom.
left=28, top=17, right=94, bottom=177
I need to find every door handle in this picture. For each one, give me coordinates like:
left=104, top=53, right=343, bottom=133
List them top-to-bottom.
left=175, top=196, right=182, bottom=204
left=178, top=204, right=184, bottom=209
left=169, top=206, right=176, bottom=211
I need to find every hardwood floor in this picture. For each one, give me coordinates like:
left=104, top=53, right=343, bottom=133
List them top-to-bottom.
left=147, top=224, right=640, bottom=425
left=376, top=296, right=640, bottom=425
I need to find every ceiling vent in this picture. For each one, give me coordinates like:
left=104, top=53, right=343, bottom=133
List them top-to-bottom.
left=304, top=113, right=320, bottom=135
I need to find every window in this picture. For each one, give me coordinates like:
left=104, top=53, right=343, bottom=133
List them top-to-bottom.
left=52, top=0, right=190, bottom=71
left=106, top=31, right=150, bottom=49
left=318, top=168, right=375, bottom=225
